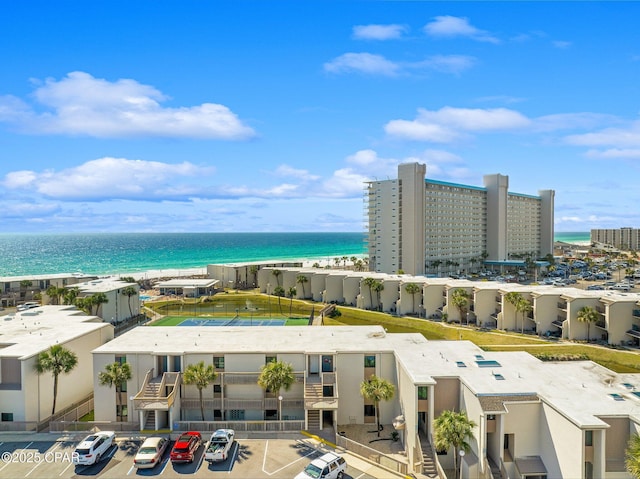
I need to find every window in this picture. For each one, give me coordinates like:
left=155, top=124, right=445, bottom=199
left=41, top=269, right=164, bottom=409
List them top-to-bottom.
left=115, top=355, right=127, bottom=365
left=364, top=355, right=376, bottom=368
left=213, top=356, right=225, bottom=369
left=266, top=356, right=276, bottom=364
left=213, top=385, right=222, bottom=394
left=323, top=386, right=334, bottom=397
left=418, top=386, right=428, bottom=400
left=116, top=405, right=128, bottom=421
left=364, top=405, right=375, bottom=417
left=228, top=409, right=244, bottom=420
left=213, top=410, right=222, bottom=420
left=265, top=410, right=278, bottom=420
left=1, top=413, right=13, bottom=422
left=585, top=430, right=593, bottom=447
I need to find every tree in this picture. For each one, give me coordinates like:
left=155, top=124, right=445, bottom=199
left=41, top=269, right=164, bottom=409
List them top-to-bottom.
left=430, top=260, right=442, bottom=276
left=249, top=265, right=259, bottom=287
left=272, top=269, right=282, bottom=287
left=296, top=274, right=308, bottom=299
left=363, top=277, right=376, bottom=309
left=373, top=280, right=384, bottom=311
left=404, top=283, right=421, bottom=315
left=45, top=285, right=65, bottom=305
left=121, top=286, right=137, bottom=319
left=273, top=286, right=285, bottom=315
left=63, top=287, right=79, bottom=305
left=287, top=287, right=297, bottom=317
left=451, top=288, right=470, bottom=324
left=90, top=292, right=109, bottom=316
left=505, top=292, right=523, bottom=332
left=577, top=306, right=600, bottom=342
left=34, top=345, right=78, bottom=416
left=258, top=360, right=295, bottom=420
left=98, top=361, right=133, bottom=421
left=182, top=361, right=217, bottom=421
left=360, top=375, right=395, bottom=437
left=433, top=410, right=476, bottom=478
left=626, top=433, right=640, bottom=478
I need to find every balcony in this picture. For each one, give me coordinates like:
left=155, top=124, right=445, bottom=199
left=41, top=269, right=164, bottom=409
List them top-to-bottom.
left=557, top=301, right=567, bottom=310
left=634, top=309, right=640, bottom=318
left=551, top=318, right=565, bottom=328
left=595, top=320, right=607, bottom=330
left=133, top=370, right=181, bottom=411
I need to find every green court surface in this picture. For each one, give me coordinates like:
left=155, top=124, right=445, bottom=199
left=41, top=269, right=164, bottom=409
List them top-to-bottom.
left=151, top=316, right=310, bottom=326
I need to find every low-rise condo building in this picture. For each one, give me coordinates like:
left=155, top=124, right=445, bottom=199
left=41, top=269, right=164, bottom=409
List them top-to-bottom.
left=591, top=227, right=640, bottom=250
left=73, top=277, right=141, bottom=323
left=0, top=305, right=113, bottom=427
left=92, top=325, right=640, bottom=479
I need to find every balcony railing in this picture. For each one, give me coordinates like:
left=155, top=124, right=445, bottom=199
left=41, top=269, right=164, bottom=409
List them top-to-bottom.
left=557, top=302, right=567, bottom=310
left=633, top=309, right=640, bottom=318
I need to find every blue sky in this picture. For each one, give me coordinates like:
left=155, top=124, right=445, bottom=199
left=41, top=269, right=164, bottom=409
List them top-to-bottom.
left=1, top=1, right=640, bottom=234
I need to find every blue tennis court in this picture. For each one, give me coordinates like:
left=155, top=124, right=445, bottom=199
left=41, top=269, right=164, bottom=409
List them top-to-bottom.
left=178, top=317, right=287, bottom=326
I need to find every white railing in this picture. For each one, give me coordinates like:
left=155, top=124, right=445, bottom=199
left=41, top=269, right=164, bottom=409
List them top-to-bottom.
left=173, top=420, right=304, bottom=433
left=335, top=432, right=408, bottom=475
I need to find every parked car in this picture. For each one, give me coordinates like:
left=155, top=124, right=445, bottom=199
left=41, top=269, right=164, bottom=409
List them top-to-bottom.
left=17, top=302, right=40, bottom=311
left=205, top=429, right=235, bottom=463
left=73, top=431, right=116, bottom=465
left=170, top=431, right=202, bottom=463
left=134, top=436, right=169, bottom=469
left=295, top=452, right=347, bottom=479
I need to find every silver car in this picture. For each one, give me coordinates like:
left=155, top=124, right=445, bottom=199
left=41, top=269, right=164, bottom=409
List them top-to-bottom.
left=134, top=436, right=169, bottom=469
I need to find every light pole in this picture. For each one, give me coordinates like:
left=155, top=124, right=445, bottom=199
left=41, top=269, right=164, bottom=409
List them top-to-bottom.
left=267, top=283, right=271, bottom=319
left=278, top=395, right=283, bottom=429
left=459, top=450, right=465, bottom=479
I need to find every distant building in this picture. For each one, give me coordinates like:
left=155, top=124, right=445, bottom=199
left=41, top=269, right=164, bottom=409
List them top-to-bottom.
left=365, top=162, right=555, bottom=276
left=591, top=227, right=640, bottom=250
left=0, top=272, right=97, bottom=308
left=74, top=277, right=141, bottom=323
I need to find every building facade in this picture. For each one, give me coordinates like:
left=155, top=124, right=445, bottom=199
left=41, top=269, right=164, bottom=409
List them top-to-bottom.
left=366, top=162, right=555, bottom=276
left=592, top=227, right=640, bottom=250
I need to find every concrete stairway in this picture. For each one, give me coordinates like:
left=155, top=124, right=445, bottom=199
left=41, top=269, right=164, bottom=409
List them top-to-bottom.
left=144, top=410, right=156, bottom=430
left=307, top=410, right=320, bottom=430
left=418, top=431, right=439, bottom=478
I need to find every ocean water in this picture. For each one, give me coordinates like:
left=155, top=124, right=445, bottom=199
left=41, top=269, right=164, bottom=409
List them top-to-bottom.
left=0, top=231, right=591, bottom=277
left=554, top=231, right=591, bottom=245
left=0, top=233, right=366, bottom=277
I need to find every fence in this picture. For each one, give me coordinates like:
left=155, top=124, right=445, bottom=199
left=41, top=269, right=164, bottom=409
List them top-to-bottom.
left=50, top=395, right=94, bottom=424
left=174, top=420, right=305, bottom=433
left=0, top=421, right=39, bottom=432
left=335, top=432, right=408, bottom=475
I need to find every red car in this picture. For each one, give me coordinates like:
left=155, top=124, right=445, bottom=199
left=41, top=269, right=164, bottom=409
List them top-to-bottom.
left=170, top=431, right=202, bottom=463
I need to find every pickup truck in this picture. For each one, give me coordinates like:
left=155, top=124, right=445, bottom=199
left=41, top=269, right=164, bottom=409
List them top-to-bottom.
left=204, top=429, right=235, bottom=463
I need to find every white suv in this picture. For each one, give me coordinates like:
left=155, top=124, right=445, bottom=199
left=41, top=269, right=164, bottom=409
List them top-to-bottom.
left=73, top=431, right=115, bottom=465
left=295, top=452, right=347, bottom=479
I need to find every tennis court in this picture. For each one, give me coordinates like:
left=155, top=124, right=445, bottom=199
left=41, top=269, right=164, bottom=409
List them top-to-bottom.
left=179, top=317, right=288, bottom=326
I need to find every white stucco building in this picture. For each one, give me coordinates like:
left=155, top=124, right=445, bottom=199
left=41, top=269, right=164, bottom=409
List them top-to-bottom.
left=366, top=162, right=555, bottom=276
left=74, top=277, right=141, bottom=323
left=0, top=305, right=113, bottom=427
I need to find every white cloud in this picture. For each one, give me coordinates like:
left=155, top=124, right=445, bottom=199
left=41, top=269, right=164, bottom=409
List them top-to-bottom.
left=424, top=16, right=500, bottom=44
left=352, top=24, right=408, bottom=40
left=553, top=40, right=572, bottom=49
left=324, top=53, right=401, bottom=76
left=412, top=55, right=476, bottom=74
left=0, top=72, right=256, bottom=139
left=385, top=106, right=530, bottom=142
left=565, top=121, right=640, bottom=147
left=585, top=148, right=640, bottom=160
left=2, top=157, right=214, bottom=200
left=273, top=165, right=321, bottom=181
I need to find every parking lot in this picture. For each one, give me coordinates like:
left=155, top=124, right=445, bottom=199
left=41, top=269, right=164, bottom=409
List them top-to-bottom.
left=0, top=434, right=400, bottom=479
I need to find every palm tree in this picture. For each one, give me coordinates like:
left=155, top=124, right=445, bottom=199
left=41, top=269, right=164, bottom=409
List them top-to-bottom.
left=342, top=256, right=349, bottom=268
left=430, top=260, right=442, bottom=276
left=249, top=265, right=259, bottom=287
left=272, top=269, right=282, bottom=287
left=296, top=274, right=308, bottom=299
left=363, top=277, right=376, bottom=309
left=20, top=279, right=33, bottom=298
left=373, top=280, right=384, bottom=311
left=404, top=283, right=421, bottom=315
left=45, top=285, right=65, bottom=305
left=121, top=286, right=137, bottom=319
left=273, top=286, right=285, bottom=315
left=287, top=286, right=297, bottom=317
left=63, top=287, right=79, bottom=305
left=451, top=288, right=470, bottom=324
left=89, top=292, right=109, bottom=316
left=505, top=292, right=523, bottom=332
left=577, top=306, right=600, bottom=342
left=34, top=344, right=78, bottom=416
left=258, top=360, right=295, bottom=420
left=98, top=361, right=133, bottom=421
left=183, top=361, right=218, bottom=421
left=360, top=375, right=395, bottom=437
left=433, top=410, right=476, bottom=478
left=626, top=433, right=640, bottom=478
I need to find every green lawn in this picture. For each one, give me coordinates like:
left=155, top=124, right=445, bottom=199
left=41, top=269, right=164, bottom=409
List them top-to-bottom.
left=145, top=292, right=640, bottom=373
left=150, top=315, right=310, bottom=326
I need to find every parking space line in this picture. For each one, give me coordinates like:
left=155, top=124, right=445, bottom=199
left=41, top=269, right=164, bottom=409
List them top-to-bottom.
left=261, top=440, right=319, bottom=476
left=0, top=441, right=33, bottom=472
left=25, top=441, right=61, bottom=477
left=226, top=442, right=239, bottom=473
left=58, top=460, right=73, bottom=476
left=126, top=464, right=135, bottom=475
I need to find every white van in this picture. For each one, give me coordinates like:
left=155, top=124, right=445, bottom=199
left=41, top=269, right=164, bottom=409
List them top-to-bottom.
left=295, top=452, right=347, bottom=479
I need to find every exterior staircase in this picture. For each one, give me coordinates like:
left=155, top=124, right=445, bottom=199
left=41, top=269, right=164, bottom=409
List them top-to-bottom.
left=145, top=379, right=162, bottom=396
left=305, top=382, right=323, bottom=401
left=143, top=410, right=156, bottom=430
left=307, top=410, right=320, bottom=430
left=418, top=431, right=439, bottom=478
left=488, top=457, right=501, bottom=479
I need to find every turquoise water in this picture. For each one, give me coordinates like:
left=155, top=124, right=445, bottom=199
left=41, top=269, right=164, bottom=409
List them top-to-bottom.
left=0, top=231, right=590, bottom=277
left=554, top=231, right=590, bottom=244
left=0, top=233, right=366, bottom=276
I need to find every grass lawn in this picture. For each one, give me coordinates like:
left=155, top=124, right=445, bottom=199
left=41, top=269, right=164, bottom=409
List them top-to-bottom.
left=145, top=292, right=640, bottom=373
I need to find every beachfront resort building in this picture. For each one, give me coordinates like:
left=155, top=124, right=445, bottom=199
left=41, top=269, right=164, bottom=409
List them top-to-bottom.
left=365, top=162, right=555, bottom=276
left=591, top=227, right=640, bottom=251
left=0, top=272, right=97, bottom=308
left=72, top=277, right=141, bottom=324
left=0, top=305, right=113, bottom=427
left=92, top=325, right=640, bottom=478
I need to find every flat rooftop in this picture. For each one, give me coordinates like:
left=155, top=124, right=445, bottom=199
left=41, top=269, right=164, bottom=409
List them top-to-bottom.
left=76, top=277, right=137, bottom=293
left=0, top=305, right=112, bottom=360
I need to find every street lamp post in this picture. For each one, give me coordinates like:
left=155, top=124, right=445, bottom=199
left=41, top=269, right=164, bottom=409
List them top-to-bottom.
left=267, top=283, right=271, bottom=319
left=278, top=395, right=283, bottom=430
left=459, top=450, right=465, bottom=479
